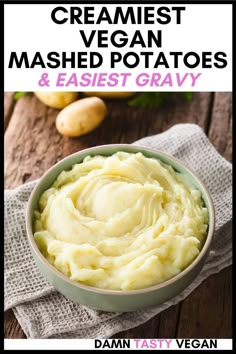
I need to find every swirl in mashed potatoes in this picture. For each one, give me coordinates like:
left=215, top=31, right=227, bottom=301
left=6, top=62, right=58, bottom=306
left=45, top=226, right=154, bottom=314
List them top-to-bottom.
left=34, top=152, right=208, bottom=290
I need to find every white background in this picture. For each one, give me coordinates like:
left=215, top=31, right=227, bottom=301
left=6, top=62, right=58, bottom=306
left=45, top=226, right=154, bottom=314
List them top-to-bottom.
left=4, top=4, right=232, bottom=91
left=4, top=338, right=233, bottom=350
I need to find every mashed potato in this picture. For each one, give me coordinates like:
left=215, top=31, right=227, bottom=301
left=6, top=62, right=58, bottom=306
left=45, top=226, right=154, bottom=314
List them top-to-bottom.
left=34, top=152, right=208, bottom=290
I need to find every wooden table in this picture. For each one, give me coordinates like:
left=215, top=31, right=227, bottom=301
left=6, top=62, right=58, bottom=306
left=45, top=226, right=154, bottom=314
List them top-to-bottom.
left=4, top=92, right=232, bottom=339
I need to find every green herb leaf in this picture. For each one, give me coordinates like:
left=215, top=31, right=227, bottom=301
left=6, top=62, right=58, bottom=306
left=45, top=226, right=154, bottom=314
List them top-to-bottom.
left=14, top=92, right=28, bottom=100
left=128, top=92, right=193, bottom=108
left=128, top=92, right=169, bottom=109
left=181, top=92, right=193, bottom=101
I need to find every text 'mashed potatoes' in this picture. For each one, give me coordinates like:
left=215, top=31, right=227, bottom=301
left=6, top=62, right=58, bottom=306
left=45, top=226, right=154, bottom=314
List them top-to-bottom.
left=34, top=92, right=79, bottom=109
left=55, top=97, right=107, bottom=137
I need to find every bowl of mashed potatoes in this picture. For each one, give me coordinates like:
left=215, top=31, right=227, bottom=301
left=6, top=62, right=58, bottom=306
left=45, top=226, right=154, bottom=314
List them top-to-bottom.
left=26, top=144, right=214, bottom=312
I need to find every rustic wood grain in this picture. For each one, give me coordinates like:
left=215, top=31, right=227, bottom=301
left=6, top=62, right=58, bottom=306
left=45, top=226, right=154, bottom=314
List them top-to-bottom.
left=4, top=92, right=232, bottom=339
left=4, top=92, right=16, bottom=131
left=208, top=92, right=232, bottom=161
left=176, top=267, right=232, bottom=338
left=158, top=303, right=182, bottom=338
left=4, top=310, right=26, bottom=339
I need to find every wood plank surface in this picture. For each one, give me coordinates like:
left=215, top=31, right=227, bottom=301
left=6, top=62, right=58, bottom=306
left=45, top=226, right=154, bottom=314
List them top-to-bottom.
left=4, top=92, right=232, bottom=339
left=4, top=92, right=16, bottom=131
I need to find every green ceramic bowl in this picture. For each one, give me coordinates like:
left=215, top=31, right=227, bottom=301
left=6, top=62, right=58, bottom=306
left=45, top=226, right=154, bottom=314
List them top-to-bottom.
left=26, top=144, right=214, bottom=312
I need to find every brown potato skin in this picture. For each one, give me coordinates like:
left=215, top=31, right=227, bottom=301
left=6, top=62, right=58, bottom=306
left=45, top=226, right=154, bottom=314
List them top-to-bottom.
left=34, top=92, right=79, bottom=109
left=55, top=97, right=107, bottom=137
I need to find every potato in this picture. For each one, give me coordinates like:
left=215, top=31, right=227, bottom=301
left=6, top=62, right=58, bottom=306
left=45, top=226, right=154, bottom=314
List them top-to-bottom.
left=34, top=92, right=79, bottom=109
left=83, top=92, right=135, bottom=99
left=56, top=97, right=107, bottom=137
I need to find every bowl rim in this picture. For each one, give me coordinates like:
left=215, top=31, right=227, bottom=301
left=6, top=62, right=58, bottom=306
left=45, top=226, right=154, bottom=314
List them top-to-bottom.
left=26, top=144, right=215, bottom=295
